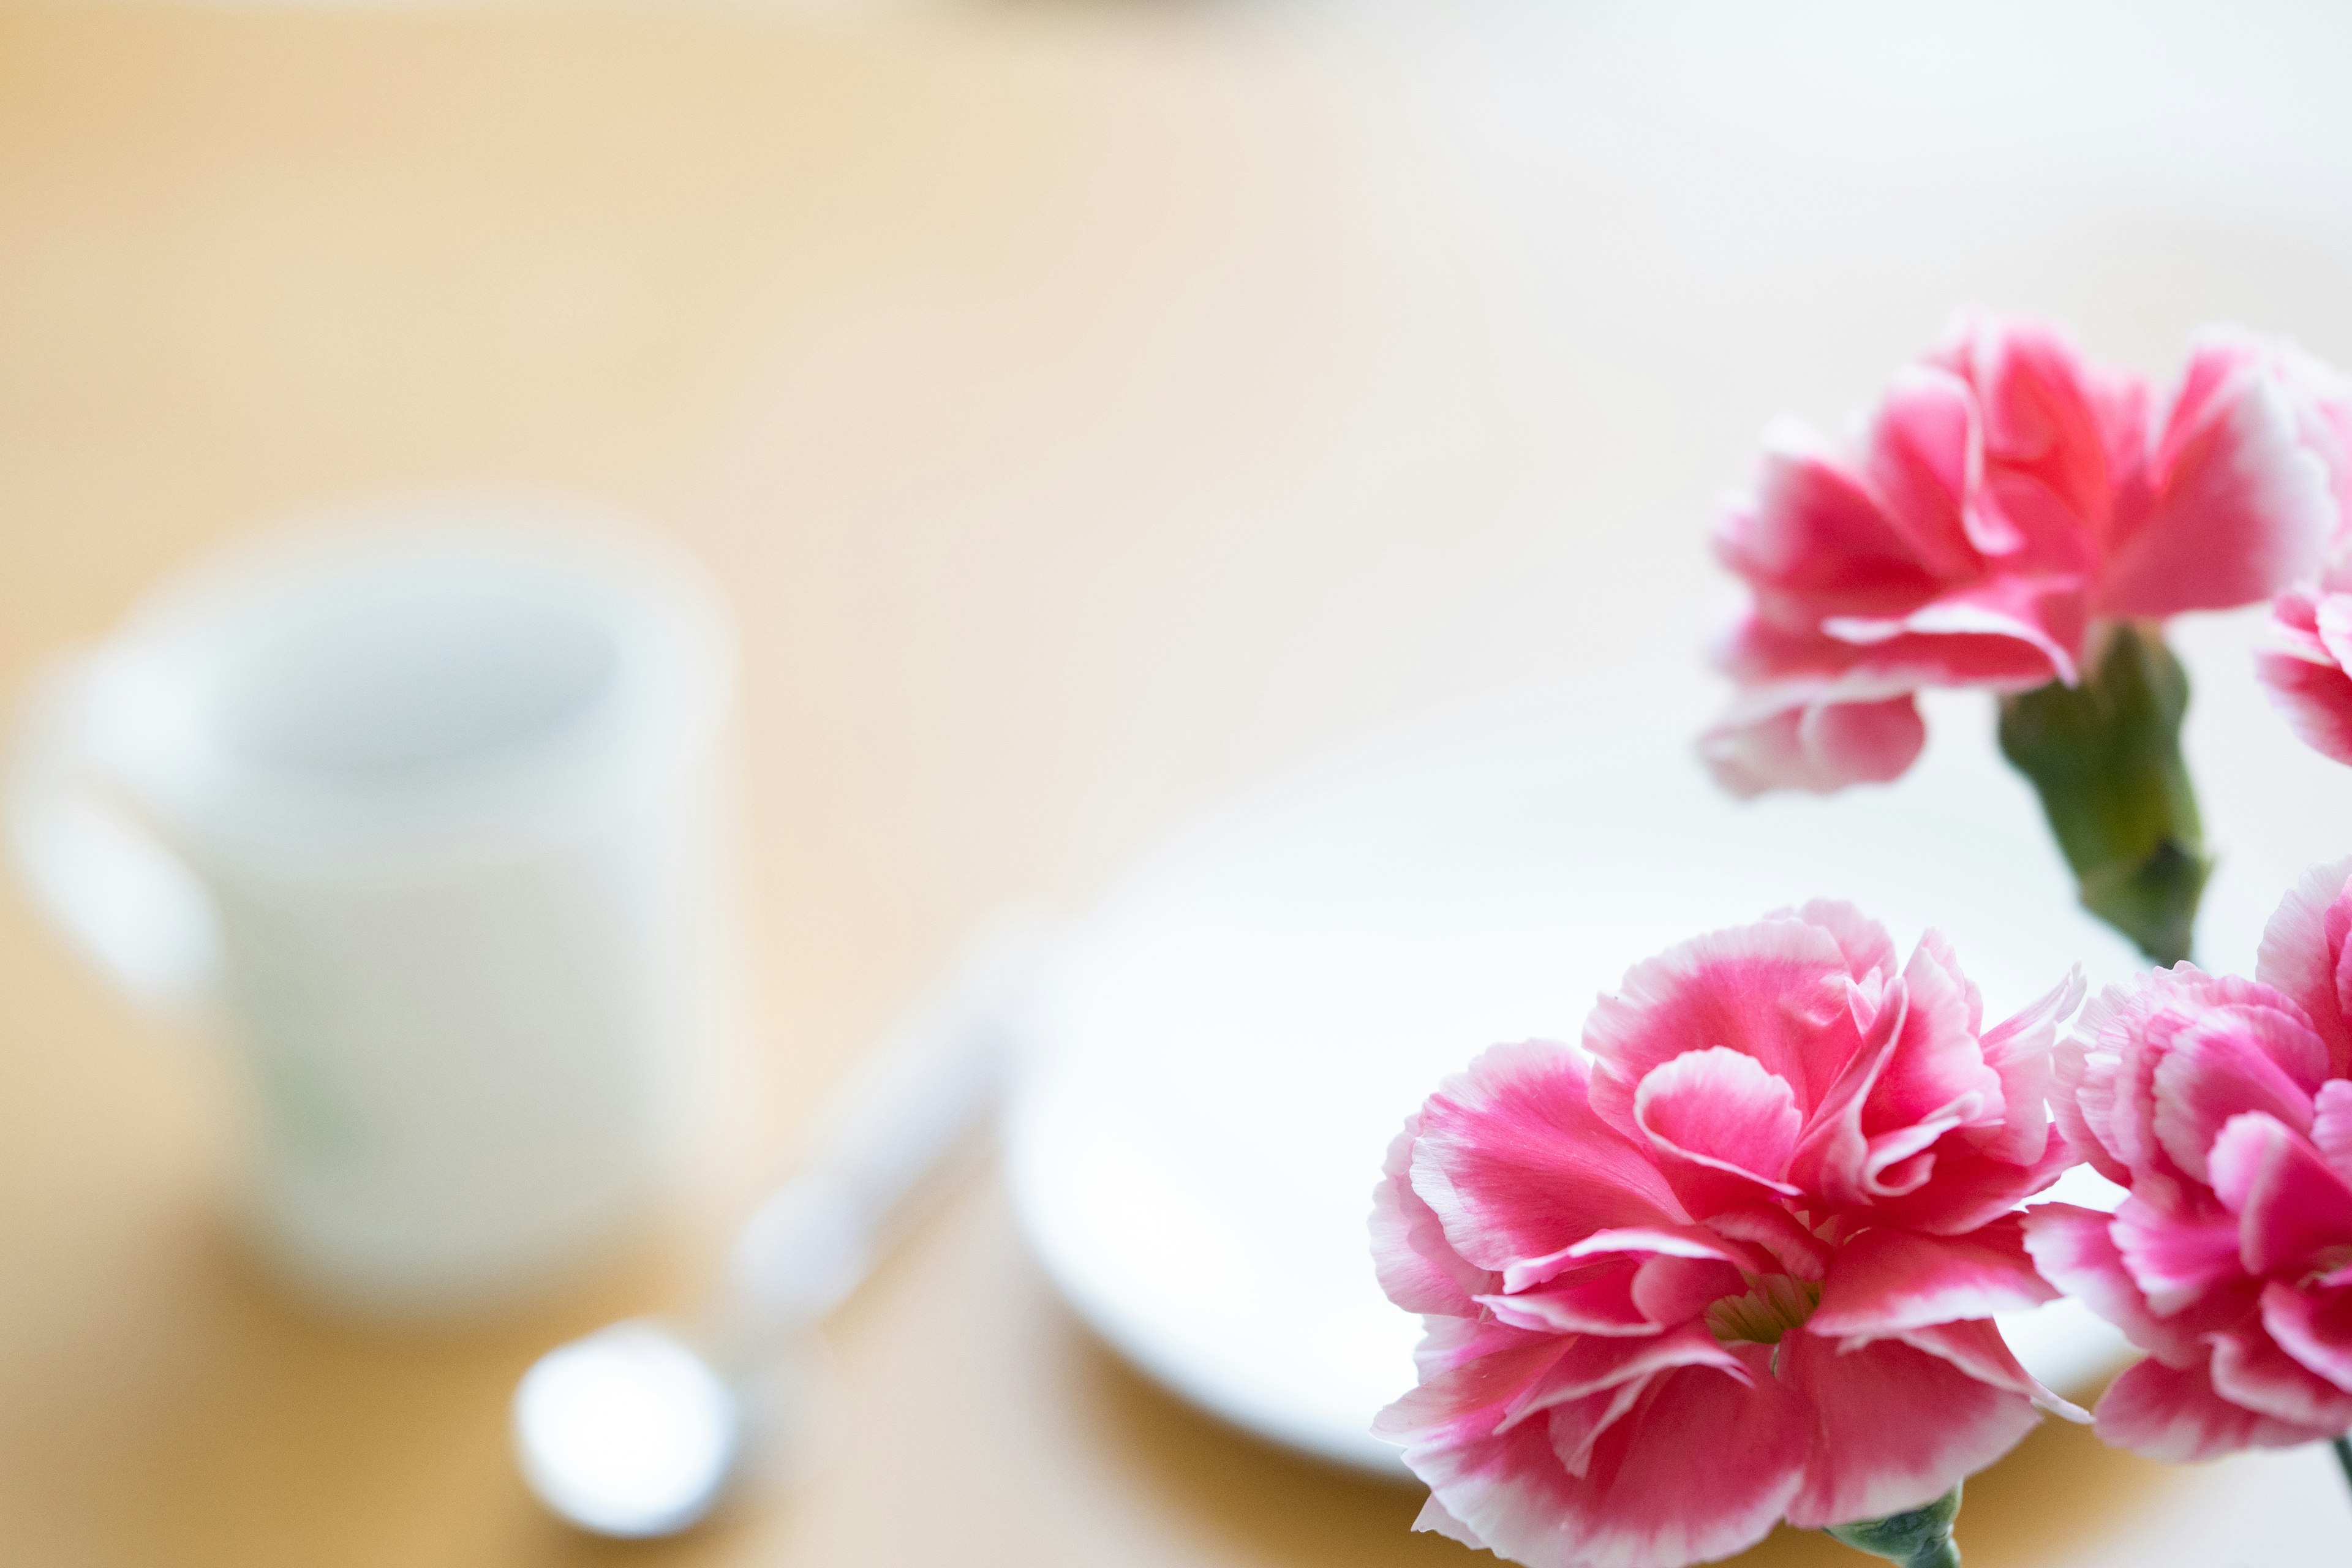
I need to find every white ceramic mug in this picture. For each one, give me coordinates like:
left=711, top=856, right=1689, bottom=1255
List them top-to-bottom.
left=8, top=496, right=741, bottom=1315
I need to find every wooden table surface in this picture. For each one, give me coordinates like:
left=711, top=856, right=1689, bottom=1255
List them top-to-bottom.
left=7, top=3, right=2352, bottom=1563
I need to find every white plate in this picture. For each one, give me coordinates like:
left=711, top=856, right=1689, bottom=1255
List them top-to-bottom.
left=1008, top=704, right=2167, bottom=1474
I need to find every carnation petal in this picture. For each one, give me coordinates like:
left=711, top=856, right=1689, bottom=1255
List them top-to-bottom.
left=1950, top=315, right=2119, bottom=552
left=2100, top=341, right=2335, bottom=617
left=1862, top=366, right=1986, bottom=576
left=1719, top=439, right=1941, bottom=616
left=1854, top=579, right=2084, bottom=687
left=2318, top=592, right=2352, bottom=678
left=2257, top=597, right=2352, bottom=769
left=1796, top=699, right=1932, bottom=793
left=1699, top=706, right=1835, bottom=799
left=2255, top=854, right=2352, bottom=1076
left=1787, top=898, right=1902, bottom=981
left=1585, top=918, right=1863, bottom=1134
left=1860, top=932, right=2006, bottom=1144
left=1976, top=967, right=2084, bottom=1164
left=2069, top=968, right=2310, bottom=1185
left=1787, top=977, right=1909, bottom=1208
left=2149, top=1007, right=2326, bottom=1180
left=2052, top=1028, right=2132, bottom=1185
left=1411, top=1041, right=1688, bottom=1278
left=1632, top=1046, right=1804, bottom=1206
left=2313, top=1080, right=2352, bottom=1179
left=2207, top=1111, right=2352, bottom=1275
left=1371, top=1114, right=1498, bottom=1317
left=1859, top=1117, right=1957, bottom=1200
left=1847, top=1136, right=2075, bottom=1236
left=2111, top=1189, right=2247, bottom=1318
left=1706, top=1202, right=1834, bottom=1282
left=2022, top=1202, right=2206, bottom=1366
left=1809, top=1216, right=2058, bottom=1337
left=1502, top=1222, right=1769, bottom=1295
left=1630, top=1254, right=1751, bottom=1329
left=1476, top=1257, right=1654, bottom=1337
left=2260, top=1280, right=2352, bottom=1396
left=1890, top=1317, right=2088, bottom=1420
left=2207, top=1321, right=2352, bottom=1431
left=1377, top=1322, right=1570, bottom=1447
left=1494, top=1322, right=1751, bottom=1436
left=1778, top=1333, right=2041, bottom=1531
left=1402, top=1349, right=1809, bottom=1568
left=1547, top=1354, right=1811, bottom=1568
left=2092, top=1354, right=2337, bottom=1461
left=1546, top=1375, right=1659, bottom=1480
left=1399, top=1421, right=1593, bottom=1568
left=1410, top=1493, right=1485, bottom=1551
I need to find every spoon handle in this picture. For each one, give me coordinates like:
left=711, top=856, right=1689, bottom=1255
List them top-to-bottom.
left=722, top=915, right=1047, bottom=1335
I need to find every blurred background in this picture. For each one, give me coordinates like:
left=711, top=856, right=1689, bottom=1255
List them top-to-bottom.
left=9, top=1, right=2352, bottom=1564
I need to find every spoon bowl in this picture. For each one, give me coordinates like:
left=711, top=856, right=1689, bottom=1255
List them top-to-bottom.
left=513, top=1322, right=741, bottom=1538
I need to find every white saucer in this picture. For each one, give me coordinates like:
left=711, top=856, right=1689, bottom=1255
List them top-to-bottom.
left=1008, top=706, right=2174, bottom=1474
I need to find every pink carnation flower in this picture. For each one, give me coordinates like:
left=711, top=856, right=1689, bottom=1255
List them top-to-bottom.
left=1706, top=318, right=2344, bottom=796
left=2254, top=352, right=2352, bottom=763
left=2258, top=584, right=2352, bottom=763
left=2027, top=859, right=2352, bottom=1461
left=1373, top=903, right=2086, bottom=1568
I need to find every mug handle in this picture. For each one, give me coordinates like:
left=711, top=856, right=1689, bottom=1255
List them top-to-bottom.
left=6, top=656, right=220, bottom=1011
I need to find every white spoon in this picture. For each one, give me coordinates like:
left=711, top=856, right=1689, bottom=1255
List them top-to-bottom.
left=512, top=921, right=1041, bottom=1537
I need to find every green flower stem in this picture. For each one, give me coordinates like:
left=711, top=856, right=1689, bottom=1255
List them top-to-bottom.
left=1996, top=622, right=2210, bottom=968
left=1825, top=1484, right=1963, bottom=1568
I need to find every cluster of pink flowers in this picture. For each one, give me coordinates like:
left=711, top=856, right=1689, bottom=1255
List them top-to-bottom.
left=1703, top=317, right=2351, bottom=795
left=1373, top=318, right=2352, bottom=1567
left=1374, top=874, right=2352, bottom=1566
left=1373, top=903, right=2084, bottom=1568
